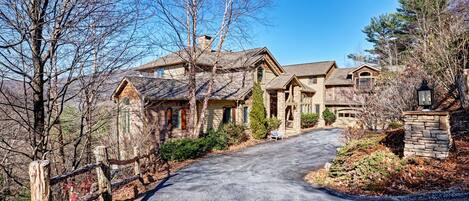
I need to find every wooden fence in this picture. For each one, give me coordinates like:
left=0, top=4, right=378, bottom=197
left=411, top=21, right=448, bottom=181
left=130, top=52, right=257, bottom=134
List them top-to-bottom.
left=29, top=146, right=166, bottom=201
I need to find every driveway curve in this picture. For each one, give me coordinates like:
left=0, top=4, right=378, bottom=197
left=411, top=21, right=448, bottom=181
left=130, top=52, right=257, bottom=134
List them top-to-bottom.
left=140, top=128, right=469, bottom=201
left=142, top=128, right=346, bottom=201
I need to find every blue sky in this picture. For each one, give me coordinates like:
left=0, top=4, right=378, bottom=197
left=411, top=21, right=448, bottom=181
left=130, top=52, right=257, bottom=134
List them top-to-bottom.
left=248, top=0, right=400, bottom=67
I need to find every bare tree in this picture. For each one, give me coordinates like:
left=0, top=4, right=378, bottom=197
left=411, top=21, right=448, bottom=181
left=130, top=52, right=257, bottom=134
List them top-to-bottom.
left=0, top=0, right=145, bottom=197
left=150, top=0, right=270, bottom=137
left=407, top=0, right=469, bottom=109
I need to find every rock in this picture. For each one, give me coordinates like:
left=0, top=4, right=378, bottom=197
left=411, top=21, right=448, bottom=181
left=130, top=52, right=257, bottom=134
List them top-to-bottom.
left=324, top=162, right=332, bottom=171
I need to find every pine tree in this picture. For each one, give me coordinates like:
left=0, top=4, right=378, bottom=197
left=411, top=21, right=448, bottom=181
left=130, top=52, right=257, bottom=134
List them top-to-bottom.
left=249, top=82, right=267, bottom=139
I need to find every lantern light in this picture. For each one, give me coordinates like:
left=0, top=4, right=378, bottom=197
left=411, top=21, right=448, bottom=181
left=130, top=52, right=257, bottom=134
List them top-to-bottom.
left=417, top=80, right=433, bottom=111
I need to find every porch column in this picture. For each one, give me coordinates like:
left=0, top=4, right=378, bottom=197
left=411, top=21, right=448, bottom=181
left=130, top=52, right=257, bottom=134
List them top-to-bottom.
left=293, top=86, right=301, bottom=132
left=277, top=90, right=286, bottom=133
left=265, top=92, right=270, bottom=118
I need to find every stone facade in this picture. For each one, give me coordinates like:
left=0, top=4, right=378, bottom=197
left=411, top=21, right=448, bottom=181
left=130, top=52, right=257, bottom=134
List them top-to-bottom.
left=403, top=111, right=452, bottom=159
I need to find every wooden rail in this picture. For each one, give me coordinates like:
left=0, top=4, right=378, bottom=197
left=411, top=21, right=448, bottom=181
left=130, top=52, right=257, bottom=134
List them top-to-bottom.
left=29, top=146, right=163, bottom=201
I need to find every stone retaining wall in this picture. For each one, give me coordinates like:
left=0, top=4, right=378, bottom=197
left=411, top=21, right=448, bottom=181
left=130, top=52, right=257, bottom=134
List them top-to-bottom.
left=403, top=111, right=452, bottom=159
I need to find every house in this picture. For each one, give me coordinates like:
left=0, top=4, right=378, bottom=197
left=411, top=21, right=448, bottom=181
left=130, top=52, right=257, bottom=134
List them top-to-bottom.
left=111, top=36, right=381, bottom=151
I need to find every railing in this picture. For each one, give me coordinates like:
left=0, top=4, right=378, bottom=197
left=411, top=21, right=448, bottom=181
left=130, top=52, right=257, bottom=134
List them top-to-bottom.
left=29, top=146, right=167, bottom=201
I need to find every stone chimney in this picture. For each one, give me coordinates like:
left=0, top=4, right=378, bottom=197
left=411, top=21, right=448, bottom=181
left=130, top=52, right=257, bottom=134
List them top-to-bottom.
left=196, top=35, right=213, bottom=51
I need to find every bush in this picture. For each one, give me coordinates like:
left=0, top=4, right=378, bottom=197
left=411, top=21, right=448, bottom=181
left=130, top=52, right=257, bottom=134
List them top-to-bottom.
left=249, top=82, right=267, bottom=139
left=322, top=108, right=336, bottom=126
left=301, top=113, right=319, bottom=128
left=266, top=117, right=281, bottom=132
left=387, top=120, right=403, bottom=130
left=220, top=123, right=247, bottom=145
left=161, top=124, right=248, bottom=162
left=204, top=129, right=228, bottom=150
left=160, top=138, right=209, bottom=162
left=353, top=151, right=404, bottom=191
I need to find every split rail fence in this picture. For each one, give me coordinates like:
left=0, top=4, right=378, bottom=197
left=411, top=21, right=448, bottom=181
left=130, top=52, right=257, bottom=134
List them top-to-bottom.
left=29, top=146, right=167, bottom=201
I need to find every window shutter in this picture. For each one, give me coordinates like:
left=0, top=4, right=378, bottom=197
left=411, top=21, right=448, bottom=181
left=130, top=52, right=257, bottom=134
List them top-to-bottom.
left=232, top=107, right=236, bottom=123
left=181, top=108, right=187, bottom=130
left=166, top=109, right=172, bottom=127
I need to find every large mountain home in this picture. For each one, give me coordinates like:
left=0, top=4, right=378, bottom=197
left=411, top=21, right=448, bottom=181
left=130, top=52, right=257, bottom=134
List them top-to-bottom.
left=111, top=36, right=380, bottom=149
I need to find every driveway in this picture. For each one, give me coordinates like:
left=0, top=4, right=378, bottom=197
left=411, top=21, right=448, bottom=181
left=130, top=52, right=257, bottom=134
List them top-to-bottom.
left=141, top=128, right=347, bottom=201
left=140, top=129, right=468, bottom=201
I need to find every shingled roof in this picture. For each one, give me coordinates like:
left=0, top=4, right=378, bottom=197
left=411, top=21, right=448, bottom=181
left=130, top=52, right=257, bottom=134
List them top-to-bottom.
left=135, top=47, right=266, bottom=71
left=283, top=61, right=336, bottom=76
left=325, top=68, right=354, bottom=86
left=115, top=71, right=253, bottom=101
left=265, top=73, right=315, bottom=92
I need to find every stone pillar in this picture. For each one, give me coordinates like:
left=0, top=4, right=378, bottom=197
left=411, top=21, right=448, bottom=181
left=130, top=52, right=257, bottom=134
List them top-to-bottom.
left=293, top=86, right=301, bottom=132
left=277, top=90, right=286, bottom=133
left=265, top=92, right=270, bottom=118
left=403, top=111, right=452, bottom=159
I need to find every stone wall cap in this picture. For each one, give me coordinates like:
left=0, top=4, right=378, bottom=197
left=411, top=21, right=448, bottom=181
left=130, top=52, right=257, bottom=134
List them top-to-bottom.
left=403, top=111, right=449, bottom=116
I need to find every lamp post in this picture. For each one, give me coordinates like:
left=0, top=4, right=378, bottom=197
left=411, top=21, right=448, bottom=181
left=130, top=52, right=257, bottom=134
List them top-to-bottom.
left=417, top=80, right=433, bottom=111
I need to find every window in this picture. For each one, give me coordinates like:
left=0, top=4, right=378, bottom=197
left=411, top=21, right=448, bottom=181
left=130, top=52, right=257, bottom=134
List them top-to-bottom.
left=257, top=67, right=264, bottom=82
left=155, top=68, right=164, bottom=78
left=357, top=71, right=373, bottom=90
left=309, top=77, right=317, bottom=84
left=315, top=104, right=320, bottom=114
left=222, top=107, right=232, bottom=123
left=243, top=107, right=249, bottom=124
left=172, top=109, right=180, bottom=129
left=121, top=110, right=130, bottom=133
left=338, top=112, right=357, bottom=118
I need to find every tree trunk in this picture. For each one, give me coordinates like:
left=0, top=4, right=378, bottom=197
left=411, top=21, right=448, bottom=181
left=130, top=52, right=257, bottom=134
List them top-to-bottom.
left=31, top=0, right=47, bottom=160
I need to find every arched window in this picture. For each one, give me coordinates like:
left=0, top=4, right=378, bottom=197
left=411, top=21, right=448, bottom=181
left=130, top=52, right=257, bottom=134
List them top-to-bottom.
left=357, top=71, right=373, bottom=90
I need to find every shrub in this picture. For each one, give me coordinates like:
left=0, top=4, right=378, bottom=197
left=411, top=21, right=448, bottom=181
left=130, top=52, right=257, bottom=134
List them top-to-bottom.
left=249, top=82, right=267, bottom=139
left=322, top=108, right=336, bottom=126
left=301, top=113, right=319, bottom=128
left=266, top=117, right=281, bottom=132
left=387, top=120, right=403, bottom=130
left=220, top=123, right=247, bottom=145
left=204, top=129, right=228, bottom=150
left=329, top=135, right=384, bottom=178
left=160, top=138, right=209, bottom=161
left=352, top=151, right=404, bottom=190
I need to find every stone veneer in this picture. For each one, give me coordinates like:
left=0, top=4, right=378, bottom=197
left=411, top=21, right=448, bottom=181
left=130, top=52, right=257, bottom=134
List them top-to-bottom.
left=403, top=111, right=452, bottom=159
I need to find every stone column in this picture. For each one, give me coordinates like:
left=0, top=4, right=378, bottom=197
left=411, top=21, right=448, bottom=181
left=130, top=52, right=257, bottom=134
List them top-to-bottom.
left=293, top=86, right=301, bottom=132
left=277, top=90, right=286, bottom=133
left=265, top=92, right=270, bottom=118
left=403, top=111, right=452, bottom=159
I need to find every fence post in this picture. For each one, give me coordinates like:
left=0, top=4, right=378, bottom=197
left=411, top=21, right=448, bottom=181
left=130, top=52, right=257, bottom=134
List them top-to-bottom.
left=94, top=146, right=111, bottom=201
left=133, top=146, right=141, bottom=176
left=29, top=160, right=51, bottom=201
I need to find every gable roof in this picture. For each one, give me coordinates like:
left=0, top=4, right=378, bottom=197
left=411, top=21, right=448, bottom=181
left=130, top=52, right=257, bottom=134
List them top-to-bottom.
left=135, top=47, right=271, bottom=72
left=283, top=61, right=336, bottom=76
left=350, top=64, right=381, bottom=73
left=325, top=68, right=354, bottom=86
left=113, top=71, right=253, bottom=101
left=265, top=73, right=315, bottom=92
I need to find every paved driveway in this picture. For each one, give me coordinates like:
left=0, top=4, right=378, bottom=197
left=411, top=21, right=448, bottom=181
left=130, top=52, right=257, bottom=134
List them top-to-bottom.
left=141, top=128, right=347, bottom=201
left=139, top=129, right=467, bottom=201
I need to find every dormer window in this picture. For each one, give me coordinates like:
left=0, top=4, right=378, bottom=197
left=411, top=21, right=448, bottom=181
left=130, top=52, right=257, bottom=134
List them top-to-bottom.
left=257, top=67, right=264, bottom=82
left=155, top=68, right=164, bottom=78
left=356, top=72, right=373, bottom=90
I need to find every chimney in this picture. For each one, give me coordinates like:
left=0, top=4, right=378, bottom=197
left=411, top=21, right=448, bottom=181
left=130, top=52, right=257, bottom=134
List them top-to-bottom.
left=197, top=35, right=213, bottom=51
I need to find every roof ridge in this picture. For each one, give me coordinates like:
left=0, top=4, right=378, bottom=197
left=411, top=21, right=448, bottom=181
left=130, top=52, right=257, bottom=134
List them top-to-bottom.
left=283, top=60, right=335, bottom=67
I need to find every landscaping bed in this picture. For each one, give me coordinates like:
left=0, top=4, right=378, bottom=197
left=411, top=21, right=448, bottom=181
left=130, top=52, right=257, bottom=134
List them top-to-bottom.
left=305, top=128, right=469, bottom=196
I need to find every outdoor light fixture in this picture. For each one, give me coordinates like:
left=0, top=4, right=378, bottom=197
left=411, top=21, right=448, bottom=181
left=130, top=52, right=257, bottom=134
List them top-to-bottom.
left=417, top=80, right=433, bottom=111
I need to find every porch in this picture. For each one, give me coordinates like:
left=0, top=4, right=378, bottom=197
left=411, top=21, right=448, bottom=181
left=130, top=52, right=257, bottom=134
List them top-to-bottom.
left=265, top=73, right=315, bottom=134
